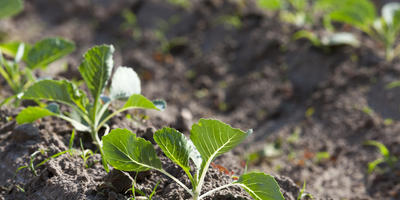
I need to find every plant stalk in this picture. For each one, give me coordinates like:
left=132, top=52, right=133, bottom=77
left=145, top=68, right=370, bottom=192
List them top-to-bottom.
left=198, top=183, right=235, bottom=199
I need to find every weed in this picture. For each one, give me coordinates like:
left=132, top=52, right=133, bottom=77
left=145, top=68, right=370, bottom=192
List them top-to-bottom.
left=364, top=140, right=397, bottom=174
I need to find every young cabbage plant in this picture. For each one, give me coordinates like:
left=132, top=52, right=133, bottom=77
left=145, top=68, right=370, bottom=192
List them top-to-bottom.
left=257, top=0, right=314, bottom=27
left=317, top=0, right=400, bottom=61
left=0, top=38, right=75, bottom=106
left=16, top=45, right=165, bottom=170
left=102, top=119, right=284, bottom=200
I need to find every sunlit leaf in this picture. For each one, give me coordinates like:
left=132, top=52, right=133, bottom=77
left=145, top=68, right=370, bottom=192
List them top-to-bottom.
left=0, top=0, right=23, bottom=19
left=27, top=38, right=75, bottom=69
left=0, top=41, right=31, bottom=61
left=79, top=45, right=114, bottom=101
left=110, top=66, right=141, bottom=100
left=22, top=79, right=87, bottom=110
left=123, top=94, right=160, bottom=110
left=16, top=106, right=56, bottom=124
left=190, top=119, right=250, bottom=177
left=154, top=127, right=191, bottom=173
left=102, top=128, right=162, bottom=171
left=236, top=172, right=284, bottom=200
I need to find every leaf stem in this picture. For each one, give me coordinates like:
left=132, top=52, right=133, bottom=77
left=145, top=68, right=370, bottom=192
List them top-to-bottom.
left=96, top=108, right=128, bottom=132
left=157, top=169, right=193, bottom=196
left=198, top=183, right=236, bottom=199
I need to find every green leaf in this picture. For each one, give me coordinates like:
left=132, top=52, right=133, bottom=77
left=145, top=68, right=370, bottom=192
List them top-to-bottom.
left=0, top=0, right=23, bottom=19
left=257, top=0, right=282, bottom=11
left=317, top=0, right=376, bottom=31
left=382, top=3, right=400, bottom=31
left=382, top=3, right=400, bottom=26
left=293, top=30, right=322, bottom=47
left=27, top=38, right=75, bottom=69
left=0, top=41, right=31, bottom=60
left=79, top=45, right=114, bottom=101
left=110, top=66, right=141, bottom=100
left=22, top=79, right=87, bottom=110
left=123, top=94, right=160, bottom=110
left=16, top=106, right=56, bottom=124
left=190, top=119, right=249, bottom=170
left=154, top=127, right=191, bottom=173
left=102, top=128, right=162, bottom=171
left=187, top=139, right=202, bottom=171
left=364, top=140, right=390, bottom=158
left=368, top=158, right=384, bottom=174
left=236, top=172, right=284, bottom=200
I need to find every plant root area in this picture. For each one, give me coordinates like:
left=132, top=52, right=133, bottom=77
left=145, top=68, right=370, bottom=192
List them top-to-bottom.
left=1, top=0, right=400, bottom=199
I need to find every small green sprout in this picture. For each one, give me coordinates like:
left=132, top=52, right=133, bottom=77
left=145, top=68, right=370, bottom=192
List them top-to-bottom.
left=167, top=0, right=191, bottom=9
left=257, top=0, right=314, bottom=26
left=318, top=0, right=400, bottom=61
left=217, top=15, right=243, bottom=29
left=0, top=38, right=75, bottom=106
left=16, top=45, right=165, bottom=171
left=102, top=119, right=284, bottom=200
left=80, top=139, right=95, bottom=168
left=364, top=140, right=398, bottom=174
left=16, top=149, right=69, bottom=176
left=314, top=151, right=330, bottom=163
left=123, top=171, right=160, bottom=200
left=297, top=180, right=313, bottom=200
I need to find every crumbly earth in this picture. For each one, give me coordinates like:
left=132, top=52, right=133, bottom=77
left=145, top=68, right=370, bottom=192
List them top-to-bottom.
left=1, top=0, right=400, bottom=199
left=0, top=108, right=300, bottom=199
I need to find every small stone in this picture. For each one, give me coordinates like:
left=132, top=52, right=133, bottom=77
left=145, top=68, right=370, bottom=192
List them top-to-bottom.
left=11, top=124, right=40, bottom=142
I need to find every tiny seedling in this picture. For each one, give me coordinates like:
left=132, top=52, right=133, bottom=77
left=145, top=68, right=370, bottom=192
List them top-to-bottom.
left=167, top=0, right=191, bottom=9
left=257, top=0, right=314, bottom=27
left=317, top=0, right=400, bottom=61
left=0, top=38, right=75, bottom=106
left=16, top=45, right=164, bottom=170
left=102, top=119, right=284, bottom=200
left=80, top=139, right=95, bottom=168
left=364, top=140, right=397, bottom=174
left=16, top=149, right=69, bottom=176
left=123, top=171, right=160, bottom=200
left=297, top=180, right=313, bottom=200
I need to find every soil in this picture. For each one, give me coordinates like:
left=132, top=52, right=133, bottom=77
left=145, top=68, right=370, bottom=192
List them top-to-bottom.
left=1, top=0, right=400, bottom=199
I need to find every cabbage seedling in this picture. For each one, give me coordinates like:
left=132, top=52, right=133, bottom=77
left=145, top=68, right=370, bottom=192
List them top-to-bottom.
left=257, top=0, right=315, bottom=27
left=317, top=0, right=400, bottom=61
left=0, top=38, right=75, bottom=106
left=16, top=45, right=164, bottom=170
left=102, top=119, right=284, bottom=200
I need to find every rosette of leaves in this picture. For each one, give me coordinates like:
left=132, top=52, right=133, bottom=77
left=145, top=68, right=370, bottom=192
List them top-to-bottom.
left=316, top=0, right=400, bottom=61
left=0, top=38, right=75, bottom=106
left=16, top=45, right=165, bottom=170
left=102, top=119, right=284, bottom=200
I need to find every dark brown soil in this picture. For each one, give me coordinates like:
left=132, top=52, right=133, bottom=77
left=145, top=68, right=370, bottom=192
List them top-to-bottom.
left=1, top=0, right=400, bottom=199
left=0, top=108, right=300, bottom=200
